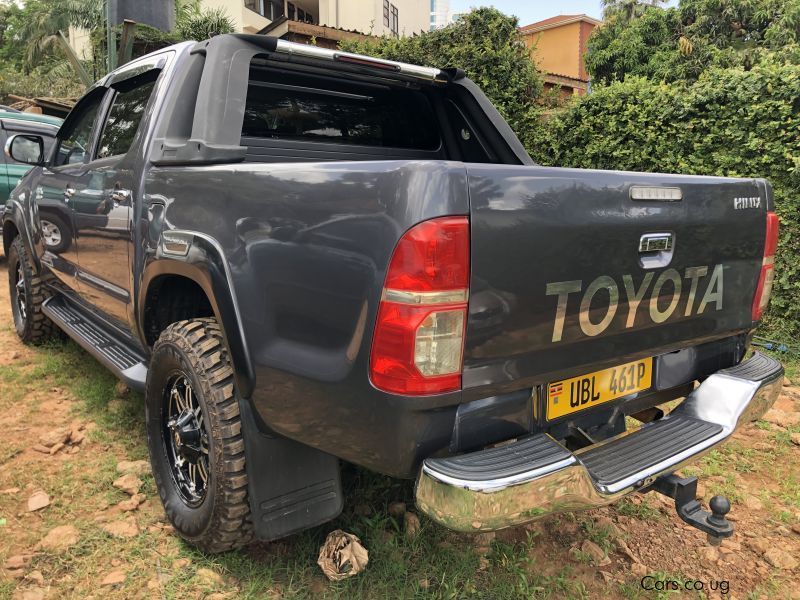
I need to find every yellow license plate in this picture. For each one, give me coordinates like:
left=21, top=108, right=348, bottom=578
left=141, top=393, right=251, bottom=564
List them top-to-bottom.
left=546, top=358, right=653, bottom=420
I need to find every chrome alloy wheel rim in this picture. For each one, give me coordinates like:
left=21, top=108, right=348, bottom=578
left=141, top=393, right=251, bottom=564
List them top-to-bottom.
left=40, top=220, right=62, bottom=248
left=14, top=260, right=26, bottom=321
left=163, top=373, right=210, bottom=506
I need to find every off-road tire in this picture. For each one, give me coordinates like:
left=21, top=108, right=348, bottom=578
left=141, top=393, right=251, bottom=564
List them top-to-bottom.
left=8, top=236, right=55, bottom=344
left=145, top=318, right=253, bottom=553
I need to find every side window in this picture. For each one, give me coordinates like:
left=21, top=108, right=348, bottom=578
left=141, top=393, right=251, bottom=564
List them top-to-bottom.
left=97, top=74, right=158, bottom=159
left=54, top=94, right=103, bottom=167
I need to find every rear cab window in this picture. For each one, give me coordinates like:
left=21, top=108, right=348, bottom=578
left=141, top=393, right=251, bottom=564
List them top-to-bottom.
left=242, top=61, right=442, bottom=159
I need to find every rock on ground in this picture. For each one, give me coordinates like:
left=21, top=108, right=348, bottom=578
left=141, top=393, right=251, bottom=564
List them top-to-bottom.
left=763, top=409, right=800, bottom=428
left=38, top=429, right=69, bottom=448
left=116, top=460, right=150, bottom=476
left=112, top=474, right=142, bottom=496
left=26, top=490, right=50, bottom=512
left=118, top=493, right=146, bottom=512
left=743, top=495, right=764, bottom=511
left=388, top=501, right=406, bottom=519
left=404, top=512, right=421, bottom=539
left=102, top=518, right=140, bottom=539
left=37, top=525, right=80, bottom=552
left=581, top=539, right=610, bottom=566
left=764, top=547, right=798, bottom=570
left=4, top=555, right=34, bottom=570
left=196, top=567, right=224, bottom=586
left=100, top=570, right=127, bottom=586
left=25, top=571, right=44, bottom=585
left=12, top=588, right=45, bottom=600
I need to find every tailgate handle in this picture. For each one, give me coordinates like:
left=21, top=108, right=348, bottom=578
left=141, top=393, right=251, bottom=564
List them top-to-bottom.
left=639, top=233, right=674, bottom=269
left=639, top=233, right=674, bottom=253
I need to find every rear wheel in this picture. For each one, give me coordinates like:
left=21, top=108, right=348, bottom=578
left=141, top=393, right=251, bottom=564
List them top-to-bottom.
left=7, top=236, right=54, bottom=344
left=145, top=318, right=253, bottom=553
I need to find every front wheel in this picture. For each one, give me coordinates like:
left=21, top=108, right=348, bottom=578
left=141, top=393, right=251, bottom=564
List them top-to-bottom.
left=39, top=213, right=72, bottom=253
left=7, top=236, right=55, bottom=344
left=145, top=318, right=253, bottom=553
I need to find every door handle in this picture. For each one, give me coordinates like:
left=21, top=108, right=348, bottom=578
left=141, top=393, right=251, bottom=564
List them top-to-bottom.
left=111, top=189, right=131, bottom=205
left=638, top=232, right=675, bottom=269
left=639, top=233, right=674, bottom=253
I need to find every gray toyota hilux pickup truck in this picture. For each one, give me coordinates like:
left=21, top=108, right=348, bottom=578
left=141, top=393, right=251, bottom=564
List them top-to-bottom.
left=2, top=34, right=783, bottom=552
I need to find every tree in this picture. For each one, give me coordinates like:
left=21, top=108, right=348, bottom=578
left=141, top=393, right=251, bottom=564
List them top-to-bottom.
left=0, top=0, right=235, bottom=101
left=16, top=0, right=102, bottom=68
left=587, top=0, right=800, bottom=84
left=601, top=0, right=667, bottom=23
left=176, top=6, right=235, bottom=41
left=340, top=8, right=543, bottom=151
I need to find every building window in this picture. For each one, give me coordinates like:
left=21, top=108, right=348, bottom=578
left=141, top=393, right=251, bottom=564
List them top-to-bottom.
left=245, top=0, right=284, bottom=20
left=383, top=0, right=390, bottom=28
left=390, top=4, right=399, bottom=36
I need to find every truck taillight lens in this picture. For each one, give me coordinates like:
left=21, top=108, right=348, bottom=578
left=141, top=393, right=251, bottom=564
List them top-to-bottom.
left=752, top=211, right=780, bottom=321
left=370, top=217, right=469, bottom=395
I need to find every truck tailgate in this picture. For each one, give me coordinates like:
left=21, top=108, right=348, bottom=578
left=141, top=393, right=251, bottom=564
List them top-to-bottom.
left=464, top=165, right=769, bottom=394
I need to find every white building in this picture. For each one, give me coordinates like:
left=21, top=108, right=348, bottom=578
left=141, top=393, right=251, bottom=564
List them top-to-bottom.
left=206, top=0, right=430, bottom=36
left=429, top=0, right=448, bottom=30
left=68, top=1, right=430, bottom=62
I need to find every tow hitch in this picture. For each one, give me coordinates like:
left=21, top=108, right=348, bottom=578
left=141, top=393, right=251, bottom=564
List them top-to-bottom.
left=648, top=474, right=733, bottom=545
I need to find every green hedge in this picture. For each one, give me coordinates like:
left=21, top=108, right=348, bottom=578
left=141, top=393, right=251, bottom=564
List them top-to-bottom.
left=528, top=62, right=800, bottom=337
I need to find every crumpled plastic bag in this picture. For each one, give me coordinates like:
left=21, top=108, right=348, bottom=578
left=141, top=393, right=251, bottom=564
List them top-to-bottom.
left=317, top=529, right=369, bottom=581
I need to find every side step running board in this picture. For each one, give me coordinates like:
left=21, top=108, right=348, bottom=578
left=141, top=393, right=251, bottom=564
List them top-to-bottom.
left=42, top=295, right=148, bottom=391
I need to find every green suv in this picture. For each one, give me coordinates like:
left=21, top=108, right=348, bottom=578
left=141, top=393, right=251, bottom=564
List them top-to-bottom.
left=1, top=110, right=63, bottom=249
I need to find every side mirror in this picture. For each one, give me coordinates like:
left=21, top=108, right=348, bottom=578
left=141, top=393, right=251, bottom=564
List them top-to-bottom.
left=5, top=134, right=45, bottom=166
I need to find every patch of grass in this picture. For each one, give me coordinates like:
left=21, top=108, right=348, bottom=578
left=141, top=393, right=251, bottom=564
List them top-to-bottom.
left=764, top=350, right=800, bottom=381
left=771, top=428, right=799, bottom=453
left=777, top=474, right=800, bottom=509
left=615, top=498, right=661, bottom=521
left=582, top=519, right=616, bottom=554
left=570, top=548, right=594, bottom=565
left=747, top=574, right=789, bottom=600
left=0, top=580, right=16, bottom=598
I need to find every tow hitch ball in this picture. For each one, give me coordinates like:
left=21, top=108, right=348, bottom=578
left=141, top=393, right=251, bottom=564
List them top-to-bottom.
left=648, top=474, right=733, bottom=546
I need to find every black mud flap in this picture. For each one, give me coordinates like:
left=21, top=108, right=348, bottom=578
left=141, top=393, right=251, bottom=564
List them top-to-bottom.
left=239, top=399, right=343, bottom=541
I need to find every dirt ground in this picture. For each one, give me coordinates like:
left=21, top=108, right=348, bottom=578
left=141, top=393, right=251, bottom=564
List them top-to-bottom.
left=0, top=251, right=799, bottom=599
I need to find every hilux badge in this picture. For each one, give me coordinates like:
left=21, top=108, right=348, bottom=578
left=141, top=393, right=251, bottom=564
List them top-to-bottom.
left=734, top=197, right=761, bottom=210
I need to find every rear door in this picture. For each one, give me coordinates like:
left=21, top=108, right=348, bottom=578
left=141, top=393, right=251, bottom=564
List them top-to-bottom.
left=463, top=165, right=768, bottom=397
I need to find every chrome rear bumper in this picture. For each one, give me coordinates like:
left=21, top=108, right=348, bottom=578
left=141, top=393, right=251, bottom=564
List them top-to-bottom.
left=415, top=352, right=783, bottom=532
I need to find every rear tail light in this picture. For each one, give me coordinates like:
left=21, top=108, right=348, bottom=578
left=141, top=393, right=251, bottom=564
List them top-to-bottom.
left=752, top=211, right=780, bottom=321
left=370, top=217, right=469, bottom=395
